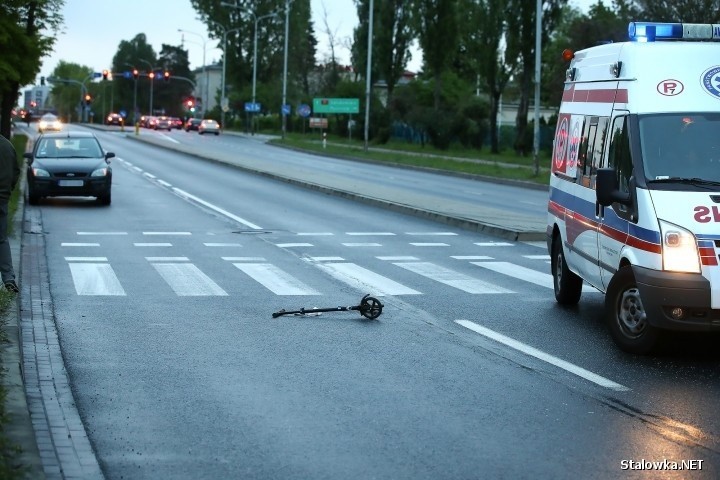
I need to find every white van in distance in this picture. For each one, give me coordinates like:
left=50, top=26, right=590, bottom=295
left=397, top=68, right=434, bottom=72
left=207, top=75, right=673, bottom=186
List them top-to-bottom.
left=547, top=22, right=720, bottom=354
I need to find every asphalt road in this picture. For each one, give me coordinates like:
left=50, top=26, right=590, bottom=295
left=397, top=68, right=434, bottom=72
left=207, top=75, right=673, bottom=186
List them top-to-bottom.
left=18, top=126, right=720, bottom=479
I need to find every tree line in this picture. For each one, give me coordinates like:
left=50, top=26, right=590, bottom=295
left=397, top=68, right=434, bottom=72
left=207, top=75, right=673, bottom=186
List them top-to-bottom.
left=2, top=0, right=719, bottom=151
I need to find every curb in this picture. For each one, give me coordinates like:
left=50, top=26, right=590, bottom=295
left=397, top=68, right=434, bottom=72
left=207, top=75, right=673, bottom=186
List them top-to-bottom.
left=124, top=133, right=547, bottom=241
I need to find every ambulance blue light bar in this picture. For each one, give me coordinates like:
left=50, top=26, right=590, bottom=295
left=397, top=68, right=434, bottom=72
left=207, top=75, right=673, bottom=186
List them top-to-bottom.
left=628, top=22, right=720, bottom=42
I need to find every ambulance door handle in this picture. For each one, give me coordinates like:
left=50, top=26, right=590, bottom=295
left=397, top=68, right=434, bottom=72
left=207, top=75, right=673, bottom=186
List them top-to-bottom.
left=596, top=202, right=604, bottom=218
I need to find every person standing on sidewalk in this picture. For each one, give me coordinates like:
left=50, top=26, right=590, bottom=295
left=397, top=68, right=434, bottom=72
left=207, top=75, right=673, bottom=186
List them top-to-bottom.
left=0, top=134, right=20, bottom=292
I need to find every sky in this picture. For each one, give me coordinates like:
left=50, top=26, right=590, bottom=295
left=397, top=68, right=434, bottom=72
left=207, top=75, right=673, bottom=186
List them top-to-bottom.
left=36, top=0, right=595, bottom=85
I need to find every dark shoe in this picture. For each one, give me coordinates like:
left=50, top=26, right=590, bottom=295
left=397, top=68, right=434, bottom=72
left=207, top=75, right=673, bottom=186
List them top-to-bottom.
left=4, top=281, right=19, bottom=293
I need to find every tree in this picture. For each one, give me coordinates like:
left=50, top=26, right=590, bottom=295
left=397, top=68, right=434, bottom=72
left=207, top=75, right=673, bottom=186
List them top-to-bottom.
left=0, top=0, right=64, bottom=138
left=352, top=0, right=415, bottom=100
left=414, top=0, right=459, bottom=110
left=506, top=0, right=567, bottom=156
left=632, top=0, right=720, bottom=23
left=46, top=61, right=92, bottom=123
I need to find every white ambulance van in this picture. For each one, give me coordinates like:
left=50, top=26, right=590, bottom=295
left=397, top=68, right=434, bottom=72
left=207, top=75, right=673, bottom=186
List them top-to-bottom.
left=547, top=22, right=720, bottom=354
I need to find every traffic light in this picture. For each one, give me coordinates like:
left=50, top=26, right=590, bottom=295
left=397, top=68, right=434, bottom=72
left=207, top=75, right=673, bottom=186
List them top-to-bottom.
left=132, top=68, right=139, bottom=80
left=102, top=69, right=109, bottom=81
left=149, top=71, right=155, bottom=80
left=163, top=71, right=170, bottom=82
left=40, top=76, right=45, bottom=86
left=84, top=93, right=92, bottom=105
left=185, top=97, right=194, bottom=108
left=30, top=101, right=37, bottom=108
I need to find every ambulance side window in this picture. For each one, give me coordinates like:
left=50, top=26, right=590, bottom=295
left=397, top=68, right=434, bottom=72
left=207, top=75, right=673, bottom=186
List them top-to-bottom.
left=607, top=115, right=631, bottom=193
left=579, top=117, right=598, bottom=183
left=591, top=117, right=609, bottom=176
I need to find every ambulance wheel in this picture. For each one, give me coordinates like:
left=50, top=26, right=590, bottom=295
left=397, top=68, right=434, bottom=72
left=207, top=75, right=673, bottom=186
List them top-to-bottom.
left=551, top=237, right=582, bottom=305
left=605, top=266, right=662, bottom=354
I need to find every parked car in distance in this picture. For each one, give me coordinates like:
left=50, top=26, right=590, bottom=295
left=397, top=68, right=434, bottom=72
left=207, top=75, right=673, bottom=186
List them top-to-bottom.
left=38, top=113, right=62, bottom=133
left=105, top=113, right=123, bottom=126
left=154, top=116, right=173, bottom=131
left=171, top=117, right=184, bottom=129
left=184, top=118, right=202, bottom=131
left=198, top=119, right=220, bottom=135
left=23, top=131, right=114, bottom=205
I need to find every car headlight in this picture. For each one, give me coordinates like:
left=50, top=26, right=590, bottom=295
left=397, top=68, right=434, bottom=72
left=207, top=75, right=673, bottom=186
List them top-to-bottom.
left=39, top=122, right=47, bottom=129
left=90, top=167, right=108, bottom=177
left=32, top=168, right=50, bottom=177
left=659, top=219, right=700, bottom=273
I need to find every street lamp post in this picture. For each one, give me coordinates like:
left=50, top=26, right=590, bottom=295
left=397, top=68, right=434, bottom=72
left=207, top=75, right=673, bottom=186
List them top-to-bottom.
left=281, top=0, right=291, bottom=139
left=364, top=0, right=374, bottom=152
left=209, top=22, right=241, bottom=129
left=178, top=29, right=209, bottom=115
left=138, top=59, right=156, bottom=115
left=124, top=63, right=139, bottom=125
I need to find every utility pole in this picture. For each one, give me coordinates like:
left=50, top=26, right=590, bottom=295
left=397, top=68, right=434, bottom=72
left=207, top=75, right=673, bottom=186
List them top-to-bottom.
left=281, top=0, right=290, bottom=139
left=364, top=0, right=374, bottom=152
left=533, top=0, right=542, bottom=176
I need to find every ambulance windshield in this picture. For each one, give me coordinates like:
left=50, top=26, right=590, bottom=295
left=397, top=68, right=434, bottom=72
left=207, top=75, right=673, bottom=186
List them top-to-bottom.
left=640, top=113, right=720, bottom=184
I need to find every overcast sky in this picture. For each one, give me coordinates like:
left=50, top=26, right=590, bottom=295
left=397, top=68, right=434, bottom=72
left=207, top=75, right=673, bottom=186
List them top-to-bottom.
left=37, top=0, right=596, bottom=83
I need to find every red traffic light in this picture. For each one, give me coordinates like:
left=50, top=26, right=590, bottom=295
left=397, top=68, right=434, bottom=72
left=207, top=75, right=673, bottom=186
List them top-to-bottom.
left=132, top=68, right=139, bottom=79
left=102, top=69, right=109, bottom=80
left=149, top=71, right=155, bottom=79
left=163, top=71, right=170, bottom=82
left=84, top=94, right=92, bottom=105
left=186, top=98, right=194, bottom=108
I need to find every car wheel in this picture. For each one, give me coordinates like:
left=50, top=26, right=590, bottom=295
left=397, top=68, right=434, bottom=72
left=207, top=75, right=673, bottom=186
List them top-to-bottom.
left=214, top=132, right=219, bottom=136
left=97, top=191, right=111, bottom=206
left=551, top=235, right=582, bottom=305
left=605, top=266, right=662, bottom=354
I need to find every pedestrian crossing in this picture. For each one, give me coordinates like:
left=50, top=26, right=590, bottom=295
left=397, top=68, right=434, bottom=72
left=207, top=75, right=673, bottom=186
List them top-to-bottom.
left=60, top=251, right=593, bottom=298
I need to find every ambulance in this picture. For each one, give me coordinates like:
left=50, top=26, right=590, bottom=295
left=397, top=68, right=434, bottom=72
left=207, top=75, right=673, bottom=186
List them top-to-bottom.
left=547, top=22, right=720, bottom=354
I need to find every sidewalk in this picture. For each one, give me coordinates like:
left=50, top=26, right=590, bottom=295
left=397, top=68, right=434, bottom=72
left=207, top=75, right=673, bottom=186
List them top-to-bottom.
left=126, top=131, right=549, bottom=242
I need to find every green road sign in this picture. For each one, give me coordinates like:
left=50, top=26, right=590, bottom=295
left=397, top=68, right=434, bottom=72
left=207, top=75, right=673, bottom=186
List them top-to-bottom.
left=313, top=98, right=360, bottom=114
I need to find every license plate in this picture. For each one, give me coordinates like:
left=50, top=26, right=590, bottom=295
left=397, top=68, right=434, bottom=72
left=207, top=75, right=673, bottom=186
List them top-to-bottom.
left=58, top=180, right=84, bottom=187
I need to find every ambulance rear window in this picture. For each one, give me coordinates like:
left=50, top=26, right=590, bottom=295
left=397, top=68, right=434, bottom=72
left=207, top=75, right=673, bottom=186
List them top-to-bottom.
left=640, top=113, right=720, bottom=181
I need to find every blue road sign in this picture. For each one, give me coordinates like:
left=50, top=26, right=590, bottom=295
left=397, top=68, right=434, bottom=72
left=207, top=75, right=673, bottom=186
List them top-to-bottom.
left=123, top=71, right=132, bottom=79
left=93, top=72, right=103, bottom=78
left=244, top=102, right=261, bottom=113
left=281, top=104, right=291, bottom=115
left=297, top=104, right=311, bottom=118
left=119, top=110, right=127, bottom=118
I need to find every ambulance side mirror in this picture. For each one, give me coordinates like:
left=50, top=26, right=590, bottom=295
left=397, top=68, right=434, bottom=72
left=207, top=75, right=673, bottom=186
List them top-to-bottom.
left=596, top=168, right=631, bottom=207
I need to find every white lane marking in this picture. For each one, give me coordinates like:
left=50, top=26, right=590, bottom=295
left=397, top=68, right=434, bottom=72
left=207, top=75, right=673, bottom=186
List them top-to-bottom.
left=160, top=135, right=180, bottom=144
left=124, top=161, right=133, bottom=167
left=132, top=166, right=142, bottom=172
left=143, top=172, right=156, bottom=179
left=158, top=180, right=172, bottom=187
left=172, top=187, right=262, bottom=230
left=143, top=231, right=191, bottom=235
left=76, top=232, right=127, bottom=235
left=296, top=232, right=334, bottom=236
left=346, top=232, right=396, bottom=236
left=405, top=232, right=458, bottom=236
left=474, top=242, right=514, bottom=247
left=62, top=243, right=100, bottom=247
left=134, top=243, right=173, bottom=247
left=203, top=243, right=242, bottom=247
left=276, top=243, right=313, bottom=248
left=342, top=243, right=382, bottom=247
left=409, top=243, right=449, bottom=247
left=451, top=255, right=494, bottom=260
left=524, top=255, right=551, bottom=260
left=376, top=256, right=419, bottom=261
left=64, top=257, right=108, bottom=262
left=145, top=257, right=189, bottom=261
left=222, top=257, right=266, bottom=261
left=307, top=257, right=345, bottom=261
left=394, top=262, right=514, bottom=294
left=471, top=262, right=596, bottom=293
left=68, top=263, right=126, bottom=295
left=152, top=263, right=228, bottom=296
left=233, top=263, right=321, bottom=295
left=317, top=263, right=421, bottom=296
left=455, top=320, right=630, bottom=391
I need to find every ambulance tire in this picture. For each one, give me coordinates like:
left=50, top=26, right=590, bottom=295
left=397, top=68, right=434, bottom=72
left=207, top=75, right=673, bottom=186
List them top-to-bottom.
left=551, top=237, right=582, bottom=305
left=605, top=266, right=662, bottom=355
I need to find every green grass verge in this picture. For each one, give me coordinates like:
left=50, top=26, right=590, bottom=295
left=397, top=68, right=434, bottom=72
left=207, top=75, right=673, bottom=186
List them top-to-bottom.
left=271, top=133, right=551, bottom=185
left=0, top=134, right=27, bottom=480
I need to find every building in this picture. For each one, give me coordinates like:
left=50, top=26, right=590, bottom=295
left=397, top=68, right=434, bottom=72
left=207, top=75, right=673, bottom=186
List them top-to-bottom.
left=192, top=63, right=222, bottom=113
left=22, top=85, right=51, bottom=113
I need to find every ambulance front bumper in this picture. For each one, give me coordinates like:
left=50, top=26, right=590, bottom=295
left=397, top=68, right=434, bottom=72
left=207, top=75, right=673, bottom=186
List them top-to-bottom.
left=633, top=266, right=720, bottom=331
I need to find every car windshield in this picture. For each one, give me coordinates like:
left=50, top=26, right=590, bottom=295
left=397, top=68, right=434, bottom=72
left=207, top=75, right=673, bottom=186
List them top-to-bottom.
left=639, top=113, right=720, bottom=182
left=36, top=137, right=103, bottom=158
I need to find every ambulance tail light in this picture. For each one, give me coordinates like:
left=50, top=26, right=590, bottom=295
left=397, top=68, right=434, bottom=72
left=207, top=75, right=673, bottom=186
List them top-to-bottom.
left=628, top=22, right=720, bottom=42
left=659, top=220, right=700, bottom=273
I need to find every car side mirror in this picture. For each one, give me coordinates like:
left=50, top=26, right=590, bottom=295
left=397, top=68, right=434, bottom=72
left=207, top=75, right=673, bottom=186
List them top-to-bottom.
left=23, top=152, right=33, bottom=164
left=105, top=152, right=115, bottom=163
left=596, top=168, right=631, bottom=207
